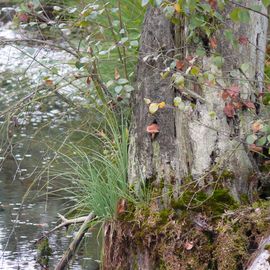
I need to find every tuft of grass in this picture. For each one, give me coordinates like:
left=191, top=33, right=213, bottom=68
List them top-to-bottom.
left=51, top=109, right=130, bottom=220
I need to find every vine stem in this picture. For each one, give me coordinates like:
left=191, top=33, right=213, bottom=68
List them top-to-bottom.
left=102, top=0, right=128, bottom=79
left=117, top=0, right=128, bottom=79
left=229, top=0, right=269, bottom=20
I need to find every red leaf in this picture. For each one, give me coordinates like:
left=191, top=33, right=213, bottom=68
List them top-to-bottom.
left=207, top=0, right=217, bottom=9
left=18, top=13, right=29, bottom=22
left=238, top=36, right=249, bottom=45
left=210, top=37, right=217, bottom=49
left=176, top=60, right=185, bottom=71
left=227, top=85, right=240, bottom=99
left=222, top=90, right=229, bottom=100
left=244, top=101, right=256, bottom=109
left=224, top=103, right=235, bottom=118
left=248, top=144, right=263, bottom=153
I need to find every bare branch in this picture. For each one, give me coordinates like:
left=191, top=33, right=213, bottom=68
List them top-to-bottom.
left=34, top=212, right=95, bottom=244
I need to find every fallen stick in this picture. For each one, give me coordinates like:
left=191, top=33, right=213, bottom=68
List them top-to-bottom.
left=34, top=212, right=95, bottom=244
left=55, top=212, right=96, bottom=270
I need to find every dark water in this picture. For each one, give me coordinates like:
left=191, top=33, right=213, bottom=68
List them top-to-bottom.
left=0, top=8, right=100, bottom=270
left=0, top=160, right=100, bottom=270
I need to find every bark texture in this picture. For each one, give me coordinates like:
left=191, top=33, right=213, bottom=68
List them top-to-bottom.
left=129, top=1, right=268, bottom=200
left=128, top=6, right=177, bottom=187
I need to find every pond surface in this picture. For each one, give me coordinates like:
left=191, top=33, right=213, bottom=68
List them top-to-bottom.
left=0, top=8, right=100, bottom=270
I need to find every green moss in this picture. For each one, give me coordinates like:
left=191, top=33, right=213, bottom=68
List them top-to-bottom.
left=183, top=174, right=194, bottom=184
left=171, top=189, right=238, bottom=216
left=240, top=194, right=249, bottom=204
left=159, top=209, right=172, bottom=224
left=37, top=238, right=52, bottom=267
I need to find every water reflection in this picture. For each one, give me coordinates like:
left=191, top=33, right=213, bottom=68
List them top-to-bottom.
left=0, top=6, right=100, bottom=269
left=0, top=163, right=100, bottom=270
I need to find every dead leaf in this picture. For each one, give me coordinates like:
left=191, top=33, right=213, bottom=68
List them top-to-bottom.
left=174, top=3, right=181, bottom=13
left=210, top=37, right=217, bottom=49
left=114, top=68, right=120, bottom=80
left=86, top=76, right=92, bottom=85
left=44, top=79, right=53, bottom=86
left=224, top=103, right=235, bottom=118
left=251, top=121, right=263, bottom=133
left=116, top=199, right=127, bottom=215
left=184, top=241, right=194, bottom=250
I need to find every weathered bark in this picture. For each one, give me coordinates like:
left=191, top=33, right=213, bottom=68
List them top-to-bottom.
left=129, top=1, right=268, bottom=200
left=104, top=2, right=269, bottom=270
left=128, top=6, right=177, bottom=188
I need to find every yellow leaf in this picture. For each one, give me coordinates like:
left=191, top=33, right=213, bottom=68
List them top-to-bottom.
left=174, top=3, right=181, bottom=13
left=158, top=102, right=166, bottom=109
left=149, top=103, right=159, bottom=114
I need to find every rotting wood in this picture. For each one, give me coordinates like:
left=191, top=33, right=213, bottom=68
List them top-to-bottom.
left=55, top=212, right=95, bottom=270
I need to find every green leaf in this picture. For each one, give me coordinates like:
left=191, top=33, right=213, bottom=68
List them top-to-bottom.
left=141, top=0, right=149, bottom=7
left=155, top=0, right=163, bottom=6
left=263, top=0, right=270, bottom=7
left=230, top=8, right=240, bottom=22
left=230, top=8, right=250, bottom=24
left=238, top=9, right=250, bottom=23
left=224, top=30, right=234, bottom=43
left=130, top=40, right=139, bottom=47
left=196, top=48, right=206, bottom=57
left=213, top=56, right=224, bottom=68
left=240, top=63, right=249, bottom=73
left=190, top=66, right=200, bottom=76
left=173, top=73, right=185, bottom=88
left=117, top=78, right=129, bottom=85
left=114, top=85, right=123, bottom=94
left=124, top=85, right=134, bottom=92
left=173, top=97, right=182, bottom=107
left=209, top=111, right=217, bottom=119
left=262, top=124, right=270, bottom=133
left=246, top=134, right=257, bottom=144
left=267, top=135, right=270, bottom=142
left=257, top=136, right=267, bottom=147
